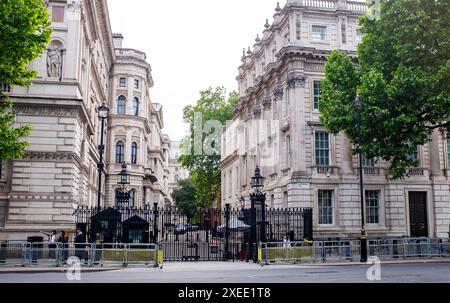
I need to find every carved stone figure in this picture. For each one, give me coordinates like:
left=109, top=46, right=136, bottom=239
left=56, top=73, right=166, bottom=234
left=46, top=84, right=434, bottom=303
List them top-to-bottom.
left=47, top=46, right=62, bottom=78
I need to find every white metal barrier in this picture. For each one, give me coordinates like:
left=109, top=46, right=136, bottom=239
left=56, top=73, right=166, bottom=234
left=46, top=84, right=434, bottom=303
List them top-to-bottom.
left=259, top=238, right=450, bottom=265
left=0, top=241, right=163, bottom=268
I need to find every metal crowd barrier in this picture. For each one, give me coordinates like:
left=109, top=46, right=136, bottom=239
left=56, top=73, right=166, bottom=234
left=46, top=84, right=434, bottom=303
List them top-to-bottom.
left=259, top=238, right=450, bottom=265
left=0, top=241, right=163, bottom=268
left=0, top=241, right=28, bottom=266
left=259, top=241, right=316, bottom=265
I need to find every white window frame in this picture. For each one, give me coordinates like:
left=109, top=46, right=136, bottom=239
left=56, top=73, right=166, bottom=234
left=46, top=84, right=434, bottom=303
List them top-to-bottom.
left=311, top=24, right=328, bottom=43
left=317, top=189, right=335, bottom=226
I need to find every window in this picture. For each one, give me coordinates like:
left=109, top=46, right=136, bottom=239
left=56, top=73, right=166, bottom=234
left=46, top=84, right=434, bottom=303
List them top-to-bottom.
left=52, top=6, right=64, bottom=23
left=312, top=25, right=327, bottom=41
left=356, top=29, right=364, bottom=44
left=119, top=78, right=126, bottom=88
left=134, top=79, right=139, bottom=89
left=313, top=81, right=321, bottom=111
left=117, top=95, right=126, bottom=115
left=132, top=97, right=139, bottom=117
left=315, top=132, right=330, bottom=166
left=447, top=138, right=450, bottom=168
left=116, top=141, right=125, bottom=163
left=131, top=143, right=138, bottom=164
left=407, top=145, right=419, bottom=162
left=362, top=154, right=376, bottom=167
left=0, top=160, right=3, bottom=180
left=175, top=175, right=179, bottom=182
left=115, top=189, right=121, bottom=207
left=129, top=189, right=136, bottom=208
left=318, top=190, right=333, bottom=225
left=366, top=190, right=380, bottom=224
left=283, top=191, right=288, bottom=207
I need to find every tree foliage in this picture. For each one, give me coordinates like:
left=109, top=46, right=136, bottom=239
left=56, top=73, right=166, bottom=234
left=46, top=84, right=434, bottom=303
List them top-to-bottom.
left=0, top=0, right=52, bottom=161
left=320, top=0, right=450, bottom=179
left=180, top=87, right=238, bottom=208
left=171, top=178, right=197, bottom=222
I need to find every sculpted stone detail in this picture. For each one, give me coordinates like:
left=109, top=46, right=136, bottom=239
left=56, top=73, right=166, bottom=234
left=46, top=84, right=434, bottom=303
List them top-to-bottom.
left=296, top=14, right=302, bottom=41
left=340, top=16, right=347, bottom=44
left=47, top=45, right=62, bottom=78
left=304, top=63, right=325, bottom=72
left=287, top=71, right=306, bottom=88
left=273, top=83, right=284, bottom=100
left=263, top=95, right=272, bottom=110
left=13, top=105, right=78, bottom=117
left=253, top=106, right=262, bottom=119
left=244, top=112, right=253, bottom=122
left=22, top=152, right=81, bottom=165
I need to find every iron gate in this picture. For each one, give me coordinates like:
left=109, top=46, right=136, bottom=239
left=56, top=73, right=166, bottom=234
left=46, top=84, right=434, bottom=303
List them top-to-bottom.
left=74, top=204, right=313, bottom=262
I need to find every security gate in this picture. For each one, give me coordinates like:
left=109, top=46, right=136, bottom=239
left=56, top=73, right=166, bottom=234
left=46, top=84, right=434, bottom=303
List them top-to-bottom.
left=74, top=205, right=313, bottom=262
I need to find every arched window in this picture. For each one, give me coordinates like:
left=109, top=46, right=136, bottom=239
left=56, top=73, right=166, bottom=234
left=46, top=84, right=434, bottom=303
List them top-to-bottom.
left=117, top=95, right=126, bottom=115
left=132, top=97, right=139, bottom=117
left=116, top=141, right=125, bottom=163
left=131, top=142, right=138, bottom=164
left=129, top=189, right=136, bottom=208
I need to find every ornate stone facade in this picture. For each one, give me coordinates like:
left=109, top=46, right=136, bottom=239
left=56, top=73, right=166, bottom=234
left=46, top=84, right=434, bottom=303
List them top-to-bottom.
left=0, top=0, right=170, bottom=240
left=221, top=0, right=450, bottom=239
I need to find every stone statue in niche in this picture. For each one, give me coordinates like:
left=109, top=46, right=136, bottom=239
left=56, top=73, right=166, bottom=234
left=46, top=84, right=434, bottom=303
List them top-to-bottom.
left=47, top=46, right=62, bottom=78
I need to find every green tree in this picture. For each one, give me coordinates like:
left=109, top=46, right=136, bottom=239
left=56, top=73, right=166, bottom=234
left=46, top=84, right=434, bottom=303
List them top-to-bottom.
left=0, top=0, right=52, bottom=160
left=320, top=0, right=450, bottom=179
left=180, top=87, right=238, bottom=208
left=171, top=179, right=197, bottom=223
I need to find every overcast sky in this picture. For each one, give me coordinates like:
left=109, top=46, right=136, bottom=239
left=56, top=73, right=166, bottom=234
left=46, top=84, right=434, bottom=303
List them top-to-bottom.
left=107, top=0, right=365, bottom=141
left=107, top=0, right=283, bottom=141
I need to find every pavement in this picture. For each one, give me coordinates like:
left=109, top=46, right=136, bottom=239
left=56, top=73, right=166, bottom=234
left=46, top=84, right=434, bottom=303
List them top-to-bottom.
left=1, top=257, right=450, bottom=273
left=1, top=261, right=450, bottom=283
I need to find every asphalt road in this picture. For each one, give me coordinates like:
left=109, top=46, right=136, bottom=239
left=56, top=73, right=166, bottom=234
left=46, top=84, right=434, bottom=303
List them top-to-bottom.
left=1, top=262, right=450, bottom=283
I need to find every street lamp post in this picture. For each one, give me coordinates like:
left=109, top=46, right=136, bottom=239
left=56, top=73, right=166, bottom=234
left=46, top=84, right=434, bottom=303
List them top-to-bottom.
left=354, top=95, right=368, bottom=263
left=97, top=102, right=109, bottom=209
left=117, top=163, right=131, bottom=207
left=250, top=166, right=266, bottom=263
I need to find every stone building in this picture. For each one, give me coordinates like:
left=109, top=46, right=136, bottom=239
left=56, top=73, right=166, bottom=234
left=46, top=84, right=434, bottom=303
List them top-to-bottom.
left=0, top=0, right=170, bottom=240
left=220, top=0, right=450, bottom=239
left=168, top=141, right=190, bottom=204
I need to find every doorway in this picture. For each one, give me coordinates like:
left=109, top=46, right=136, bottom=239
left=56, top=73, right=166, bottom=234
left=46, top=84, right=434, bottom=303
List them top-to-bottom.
left=408, top=192, right=428, bottom=237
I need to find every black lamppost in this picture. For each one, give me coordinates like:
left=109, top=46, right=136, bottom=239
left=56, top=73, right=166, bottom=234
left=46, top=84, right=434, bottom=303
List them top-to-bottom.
left=354, top=95, right=368, bottom=263
left=97, top=102, right=109, bottom=209
left=117, top=164, right=130, bottom=207
left=250, top=166, right=266, bottom=263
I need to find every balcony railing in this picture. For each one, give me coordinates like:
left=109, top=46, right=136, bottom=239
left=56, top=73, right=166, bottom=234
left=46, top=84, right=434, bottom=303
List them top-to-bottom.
left=1, top=83, right=11, bottom=93
left=315, top=166, right=340, bottom=176
left=363, top=167, right=381, bottom=176
left=407, top=168, right=425, bottom=177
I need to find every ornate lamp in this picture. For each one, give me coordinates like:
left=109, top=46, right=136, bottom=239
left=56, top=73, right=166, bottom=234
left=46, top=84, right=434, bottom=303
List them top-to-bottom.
left=251, top=166, right=265, bottom=193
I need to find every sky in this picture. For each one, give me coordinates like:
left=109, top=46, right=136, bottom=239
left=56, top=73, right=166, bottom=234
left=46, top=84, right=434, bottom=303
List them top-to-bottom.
left=107, top=0, right=281, bottom=141
left=107, top=0, right=365, bottom=141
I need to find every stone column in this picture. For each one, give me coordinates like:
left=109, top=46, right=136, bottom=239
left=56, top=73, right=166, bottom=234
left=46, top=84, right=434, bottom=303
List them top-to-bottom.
left=287, top=71, right=307, bottom=174
left=125, top=127, right=132, bottom=164
left=429, top=128, right=443, bottom=178
left=341, top=134, right=354, bottom=176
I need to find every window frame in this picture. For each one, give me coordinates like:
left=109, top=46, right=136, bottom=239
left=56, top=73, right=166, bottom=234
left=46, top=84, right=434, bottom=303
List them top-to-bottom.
left=311, top=25, right=327, bottom=42
left=119, top=78, right=126, bottom=88
left=134, top=79, right=140, bottom=89
left=313, top=80, right=322, bottom=111
left=117, top=95, right=126, bottom=115
left=132, top=97, right=139, bottom=117
left=315, top=131, right=330, bottom=166
left=116, top=141, right=125, bottom=164
left=131, top=142, right=138, bottom=165
left=129, top=189, right=136, bottom=208
left=318, top=190, right=334, bottom=225
left=365, top=190, right=380, bottom=224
